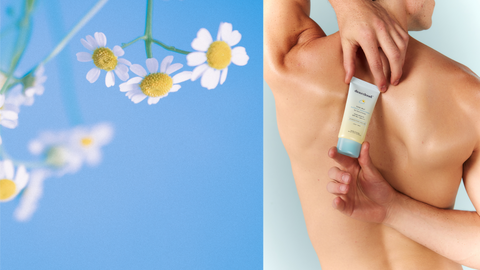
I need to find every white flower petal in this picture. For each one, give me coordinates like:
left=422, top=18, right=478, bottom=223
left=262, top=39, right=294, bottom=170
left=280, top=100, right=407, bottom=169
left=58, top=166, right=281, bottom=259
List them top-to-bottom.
left=220, top=22, right=233, bottom=42
left=216, top=23, right=223, bottom=41
left=192, top=28, right=213, bottom=51
left=227, top=30, right=241, bottom=47
left=94, top=32, right=107, bottom=47
left=86, top=35, right=98, bottom=48
left=81, top=38, right=95, bottom=51
left=113, top=45, right=124, bottom=57
left=231, top=47, right=249, bottom=66
left=76, top=52, right=92, bottom=62
left=187, top=52, right=206, bottom=66
left=160, top=56, right=173, bottom=73
left=118, top=58, right=132, bottom=66
left=146, top=58, right=159, bottom=73
left=166, top=63, right=182, bottom=75
left=114, top=64, right=129, bottom=81
left=130, top=64, right=147, bottom=77
left=191, top=64, right=209, bottom=81
left=220, top=67, right=228, bottom=85
left=86, top=68, right=101, bottom=83
left=201, top=68, right=220, bottom=90
left=105, top=71, right=115, bottom=87
left=172, top=71, right=192, bottom=84
left=127, top=77, right=143, bottom=84
left=119, top=82, right=140, bottom=92
left=170, top=84, right=181, bottom=93
left=25, top=87, right=36, bottom=97
left=126, top=89, right=142, bottom=98
left=131, top=93, right=147, bottom=104
left=0, top=95, right=5, bottom=107
left=148, top=96, right=161, bottom=105
left=2, top=110, right=18, bottom=120
left=1, top=119, right=18, bottom=129
left=91, top=123, right=113, bottom=145
left=28, top=140, right=43, bottom=155
left=86, top=150, right=102, bottom=166
left=4, top=160, right=14, bottom=179
left=0, top=162, right=4, bottom=178
left=14, top=165, right=29, bottom=191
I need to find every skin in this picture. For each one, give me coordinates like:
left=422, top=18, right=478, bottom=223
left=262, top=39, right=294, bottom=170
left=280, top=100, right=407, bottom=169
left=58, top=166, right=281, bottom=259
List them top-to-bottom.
left=264, top=0, right=480, bottom=269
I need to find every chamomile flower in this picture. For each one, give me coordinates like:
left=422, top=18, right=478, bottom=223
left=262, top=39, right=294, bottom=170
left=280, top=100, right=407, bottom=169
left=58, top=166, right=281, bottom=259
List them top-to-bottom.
left=187, top=22, right=249, bottom=90
left=76, top=32, right=131, bottom=87
left=120, top=56, right=192, bottom=104
left=22, top=65, right=47, bottom=105
left=0, top=94, right=19, bottom=129
left=69, top=123, right=113, bottom=166
left=29, top=131, right=83, bottom=176
left=0, top=160, right=29, bottom=202
left=14, top=169, right=50, bottom=222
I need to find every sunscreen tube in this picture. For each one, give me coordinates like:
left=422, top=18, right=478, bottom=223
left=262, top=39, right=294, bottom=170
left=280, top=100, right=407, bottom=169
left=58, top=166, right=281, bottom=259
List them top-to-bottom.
left=337, top=77, right=380, bottom=158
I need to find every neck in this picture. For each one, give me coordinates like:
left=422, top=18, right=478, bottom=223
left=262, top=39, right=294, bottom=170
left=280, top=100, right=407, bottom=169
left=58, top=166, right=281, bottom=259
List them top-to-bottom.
left=377, top=0, right=410, bottom=31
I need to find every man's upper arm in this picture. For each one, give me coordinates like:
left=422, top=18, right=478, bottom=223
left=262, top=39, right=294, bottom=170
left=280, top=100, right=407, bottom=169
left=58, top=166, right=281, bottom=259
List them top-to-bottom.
left=264, top=0, right=325, bottom=77
left=462, top=146, right=480, bottom=215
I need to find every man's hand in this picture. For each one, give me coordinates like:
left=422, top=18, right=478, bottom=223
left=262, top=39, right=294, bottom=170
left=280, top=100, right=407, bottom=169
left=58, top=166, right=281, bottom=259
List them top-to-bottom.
left=330, top=0, right=409, bottom=92
left=326, top=142, right=398, bottom=223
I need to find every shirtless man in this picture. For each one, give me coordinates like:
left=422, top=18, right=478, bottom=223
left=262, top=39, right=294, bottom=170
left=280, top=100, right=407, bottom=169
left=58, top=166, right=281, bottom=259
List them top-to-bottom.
left=264, top=0, right=480, bottom=269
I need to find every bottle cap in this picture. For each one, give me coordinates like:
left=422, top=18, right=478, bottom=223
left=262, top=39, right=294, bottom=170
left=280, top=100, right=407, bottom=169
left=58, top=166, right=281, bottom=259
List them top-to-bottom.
left=337, top=138, right=361, bottom=158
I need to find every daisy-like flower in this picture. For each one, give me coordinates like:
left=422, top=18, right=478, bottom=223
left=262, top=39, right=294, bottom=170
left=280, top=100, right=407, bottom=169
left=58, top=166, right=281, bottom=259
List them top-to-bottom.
left=187, top=22, right=249, bottom=90
left=76, top=32, right=131, bottom=87
left=120, top=56, right=192, bottom=104
left=22, top=65, right=47, bottom=106
left=0, top=94, right=19, bottom=129
left=69, top=123, right=113, bottom=166
left=29, top=131, right=83, bottom=176
left=0, top=160, right=29, bottom=202
left=14, top=169, right=50, bottom=222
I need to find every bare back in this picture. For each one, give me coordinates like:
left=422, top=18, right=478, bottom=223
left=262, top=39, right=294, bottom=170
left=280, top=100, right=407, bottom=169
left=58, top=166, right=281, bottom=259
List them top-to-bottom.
left=265, top=25, right=480, bottom=270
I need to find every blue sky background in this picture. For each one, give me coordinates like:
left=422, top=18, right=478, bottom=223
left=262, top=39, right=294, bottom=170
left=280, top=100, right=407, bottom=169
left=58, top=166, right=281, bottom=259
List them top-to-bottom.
left=0, top=0, right=262, bottom=269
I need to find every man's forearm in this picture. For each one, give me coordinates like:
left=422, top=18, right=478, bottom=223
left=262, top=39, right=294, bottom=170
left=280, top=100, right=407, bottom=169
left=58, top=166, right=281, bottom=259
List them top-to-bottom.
left=385, top=192, right=480, bottom=268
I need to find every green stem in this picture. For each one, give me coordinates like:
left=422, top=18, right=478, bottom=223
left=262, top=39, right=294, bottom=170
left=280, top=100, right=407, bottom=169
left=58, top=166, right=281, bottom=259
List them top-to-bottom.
left=0, top=0, right=36, bottom=95
left=39, top=0, right=109, bottom=66
left=144, top=0, right=153, bottom=58
left=121, top=35, right=146, bottom=49
left=152, top=39, right=190, bottom=55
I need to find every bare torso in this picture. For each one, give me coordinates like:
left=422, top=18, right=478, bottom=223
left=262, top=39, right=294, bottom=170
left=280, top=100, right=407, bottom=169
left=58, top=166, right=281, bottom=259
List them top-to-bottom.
left=266, top=33, right=480, bottom=269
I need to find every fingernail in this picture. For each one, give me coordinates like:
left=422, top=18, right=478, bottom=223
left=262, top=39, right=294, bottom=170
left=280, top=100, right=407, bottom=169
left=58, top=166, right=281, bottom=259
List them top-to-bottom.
left=394, top=80, right=399, bottom=86
left=381, top=85, right=386, bottom=92
left=342, top=175, right=348, bottom=183
left=340, top=185, right=347, bottom=192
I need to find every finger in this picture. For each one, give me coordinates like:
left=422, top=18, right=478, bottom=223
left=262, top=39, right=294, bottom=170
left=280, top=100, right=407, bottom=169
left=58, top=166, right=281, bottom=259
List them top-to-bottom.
left=376, top=30, right=403, bottom=87
left=359, top=39, right=387, bottom=92
left=342, top=40, right=357, bottom=84
left=358, top=142, right=378, bottom=176
left=328, top=146, right=357, bottom=169
left=328, top=167, right=351, bottom=184
left=327, top=181, right=349, bottom=195
left=332, top=196, right=346, bottom=212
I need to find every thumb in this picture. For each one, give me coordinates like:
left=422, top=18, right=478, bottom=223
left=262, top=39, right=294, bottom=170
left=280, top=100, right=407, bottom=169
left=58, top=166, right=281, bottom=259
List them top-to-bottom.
left=341, top=40, right=357, bottom=84
left=358, top=142, right=379, bottom=177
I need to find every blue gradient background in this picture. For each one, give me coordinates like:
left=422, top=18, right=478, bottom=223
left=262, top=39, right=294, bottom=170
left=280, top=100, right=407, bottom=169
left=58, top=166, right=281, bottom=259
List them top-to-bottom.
left=1, top=0, right=262, bottom=269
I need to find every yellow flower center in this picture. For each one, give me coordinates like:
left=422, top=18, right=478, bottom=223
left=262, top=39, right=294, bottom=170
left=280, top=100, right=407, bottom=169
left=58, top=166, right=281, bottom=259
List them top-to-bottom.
left=206, top=41, right=232, bottom=70
left=92, top=47, right=117, bottom=71
left=140, top=73, right=173, bottom=97
left=81, top=137, right=94, bottom=147
left=45, top=146, right=68, bottom=168
left=0, top=179, right=16, bottom=201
